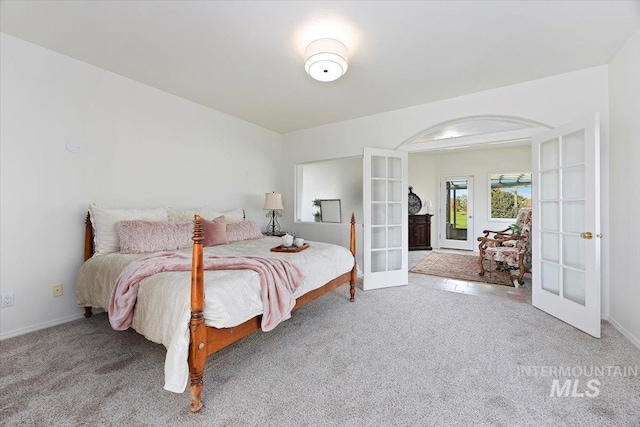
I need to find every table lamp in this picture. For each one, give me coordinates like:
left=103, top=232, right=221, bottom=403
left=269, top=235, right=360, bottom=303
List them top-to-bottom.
left=263, top=192, right=284, bottom=234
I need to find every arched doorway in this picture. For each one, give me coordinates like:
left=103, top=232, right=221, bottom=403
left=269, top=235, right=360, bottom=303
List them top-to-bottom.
left=397, top=115, right=550, bottom=251
left=397, top=115, right=551, bottom=152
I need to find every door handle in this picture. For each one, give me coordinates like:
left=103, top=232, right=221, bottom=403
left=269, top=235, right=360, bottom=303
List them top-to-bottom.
left=580, top=232, right=593, bottom=240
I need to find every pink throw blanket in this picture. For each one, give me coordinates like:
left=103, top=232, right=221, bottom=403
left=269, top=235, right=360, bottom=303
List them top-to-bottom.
left=109, top=252, right=304, bottom=332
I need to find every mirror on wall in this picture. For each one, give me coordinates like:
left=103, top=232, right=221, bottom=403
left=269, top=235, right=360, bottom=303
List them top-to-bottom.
left=295, top=156, right=362, bottom=223
left=320, top=199, right=342, bottom=223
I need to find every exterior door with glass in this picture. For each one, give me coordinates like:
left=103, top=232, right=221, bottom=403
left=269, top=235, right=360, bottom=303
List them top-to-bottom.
left=532, top=114, right=601, bottom=338
left=363, top=148, right=408, bottom=290
left=440, top=176, right=474, bottom=250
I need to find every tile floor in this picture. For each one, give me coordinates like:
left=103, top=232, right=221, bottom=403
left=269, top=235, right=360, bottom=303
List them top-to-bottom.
left=408, top=250, right=532, bottom=304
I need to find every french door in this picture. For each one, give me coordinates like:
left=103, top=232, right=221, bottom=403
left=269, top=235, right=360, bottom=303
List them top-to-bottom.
left=532, top=114, right=601, bottom=338
left=363, top=148, right=408, bottom=290
left=439, top=176, right=474, bottom=250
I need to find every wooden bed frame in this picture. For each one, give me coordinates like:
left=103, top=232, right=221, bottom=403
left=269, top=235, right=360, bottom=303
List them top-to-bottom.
left=83, top=213, right=357, bottom=413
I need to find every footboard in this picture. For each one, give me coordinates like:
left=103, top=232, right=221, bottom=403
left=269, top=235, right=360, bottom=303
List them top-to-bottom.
left=187, top=213, right=357, bottom=413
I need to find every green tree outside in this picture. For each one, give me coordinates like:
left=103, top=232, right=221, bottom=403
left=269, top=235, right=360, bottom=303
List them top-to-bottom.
left=491, top=188, right=531, bottom=219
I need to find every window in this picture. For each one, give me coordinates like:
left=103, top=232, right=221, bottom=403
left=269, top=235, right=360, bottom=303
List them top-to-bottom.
left=490, top=173, right=532, bottom=220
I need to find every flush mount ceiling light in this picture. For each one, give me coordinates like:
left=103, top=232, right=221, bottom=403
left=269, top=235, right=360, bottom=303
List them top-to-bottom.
left=304, top=38, right=348, bottom=82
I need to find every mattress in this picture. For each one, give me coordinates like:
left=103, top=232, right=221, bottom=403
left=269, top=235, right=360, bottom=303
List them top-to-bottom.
left=76, top=236, right=354, bottom=392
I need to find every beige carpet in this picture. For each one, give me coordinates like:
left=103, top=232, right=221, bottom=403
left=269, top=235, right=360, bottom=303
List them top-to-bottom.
left=410, top=251, right=514, bottom=286
left=2, top=282, right=639, bottom=425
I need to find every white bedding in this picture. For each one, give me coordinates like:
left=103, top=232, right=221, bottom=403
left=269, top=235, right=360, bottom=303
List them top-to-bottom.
left=76, top=236, right=354, bottom=393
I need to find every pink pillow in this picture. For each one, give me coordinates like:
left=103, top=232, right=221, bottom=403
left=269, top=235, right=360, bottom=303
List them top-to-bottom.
left=202, top=216, right=229, bottom=247
left=116, top=220, right=192, bottom=254
left=226, top=220, right=263, bottom=242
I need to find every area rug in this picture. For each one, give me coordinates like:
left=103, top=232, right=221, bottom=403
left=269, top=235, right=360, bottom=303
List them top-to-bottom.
left=410, top=251, right=514, bottom=286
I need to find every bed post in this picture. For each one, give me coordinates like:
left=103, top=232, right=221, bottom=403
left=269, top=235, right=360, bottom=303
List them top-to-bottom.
left=349, top=212, right=356, bottom=302
left=84, top=213, right=94, bottom=317
left=84, top=213, right=94, bottom=262
left=189, top=215, right=207, bottom=413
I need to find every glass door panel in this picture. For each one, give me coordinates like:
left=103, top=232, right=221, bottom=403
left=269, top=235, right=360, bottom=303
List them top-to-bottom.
left=562, top=130, right=585, bottom=166
left=540, top=138, right=559, bottom=169
left=372, top=156, right=386, bottom=178
left=388, top=157, right=402, bottom=179
left=562, top=166, right=585, bottom=199
left=540, top=170, right=559, bottom=199
left=372, top=180, right=386, bottom=201
left=388, top=180, right=402, bottom=202
left=445, top=180, right=468, bottom=241
left=562, top=201, right=585, bottom=233
left=540, top=202, right=559, bottom=231
left=372, top=204, right=386, bottom=225
left=388, top=204, right=402, bottom=225
left=388, top=226, right=402, bottom=248
left=371, top=228, right=386, bottom=249
left=540, top=233, right=559, bottom=262
left=563, top=235, right=585, bottom=270
left=388, top=250, right=402, bottom=271
left=371, top=251, right=386, bottom=273
left=540, top=262, right=560, bottom=295
left=563, top=269, right=586, bottom=306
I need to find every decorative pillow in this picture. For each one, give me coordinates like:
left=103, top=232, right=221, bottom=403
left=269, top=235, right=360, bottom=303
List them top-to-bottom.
left=89, top=204, right=169, bottom=256
left=168, top=206, right=223, bottom=222
left=223, top=208, right=245, bottom=223
left=202, top=216, right=229, bottom=247
left=226, top=220, right=263, bottom=243
left=117, top=221, right=192, bottom=254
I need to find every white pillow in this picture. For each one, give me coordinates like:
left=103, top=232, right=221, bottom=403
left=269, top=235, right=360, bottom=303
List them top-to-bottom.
left=89, top=203, right=169, bottom=256
left=168, top=206, right=223, bottom=222
left=223, top=208, right=245, bottom=223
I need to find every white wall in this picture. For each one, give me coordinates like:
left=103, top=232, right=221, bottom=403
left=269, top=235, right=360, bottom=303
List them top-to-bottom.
left=608, top=29, right=640, bottom=348
left=1, top=31, right=628, bottom=343
left=0, top=34, right=283, bottom=339
left=282, top=65, right=610, bottom=316
left=409, top=145, right=531, bottom=250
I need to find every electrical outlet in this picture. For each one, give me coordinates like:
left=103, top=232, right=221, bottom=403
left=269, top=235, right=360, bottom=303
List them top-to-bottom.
left=52, top=284, right=63, bottom=297
left=1, top=293, right=14, bottom=308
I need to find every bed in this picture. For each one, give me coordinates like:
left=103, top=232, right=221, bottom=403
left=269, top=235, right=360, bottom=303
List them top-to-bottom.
left=77, top=210, right=357, bottom=413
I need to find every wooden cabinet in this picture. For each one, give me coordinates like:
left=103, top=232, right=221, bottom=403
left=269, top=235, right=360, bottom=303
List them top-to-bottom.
left=408, top=214, right=432, bottom=251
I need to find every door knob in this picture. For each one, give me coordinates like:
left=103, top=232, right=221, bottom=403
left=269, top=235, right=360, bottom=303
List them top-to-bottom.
left=580, top=232, right=593, bottom=240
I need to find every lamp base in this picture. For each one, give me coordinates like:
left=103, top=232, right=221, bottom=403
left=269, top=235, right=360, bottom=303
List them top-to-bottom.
left=265, top=210, right=282, bottom=234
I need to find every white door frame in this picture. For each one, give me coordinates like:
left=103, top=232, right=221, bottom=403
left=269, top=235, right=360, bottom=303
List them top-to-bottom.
left=439, top=175, right=474, bottom=250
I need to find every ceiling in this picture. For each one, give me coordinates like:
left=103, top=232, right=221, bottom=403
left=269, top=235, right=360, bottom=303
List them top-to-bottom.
left=1, top=1, right=639, bottom=134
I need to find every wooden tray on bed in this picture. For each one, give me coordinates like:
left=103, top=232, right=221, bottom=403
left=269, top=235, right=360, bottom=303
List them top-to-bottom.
left=270, top=243, right=309, bottom=253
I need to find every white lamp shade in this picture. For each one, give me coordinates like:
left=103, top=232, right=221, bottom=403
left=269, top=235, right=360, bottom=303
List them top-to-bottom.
left=304, top=38, right=348, bottom=82
left=263, top=193, right=284, bottom=210
left=426, top=200, right=433, bottom=207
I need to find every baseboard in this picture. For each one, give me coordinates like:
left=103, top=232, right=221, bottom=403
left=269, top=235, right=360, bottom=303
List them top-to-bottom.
left=0, top=311, right=93, bottom=341
left=605, top=316, right=640, bottom=350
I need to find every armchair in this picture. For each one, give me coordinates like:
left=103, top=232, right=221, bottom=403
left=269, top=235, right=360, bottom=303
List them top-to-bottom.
left=478, top=207, right=532, bottom=286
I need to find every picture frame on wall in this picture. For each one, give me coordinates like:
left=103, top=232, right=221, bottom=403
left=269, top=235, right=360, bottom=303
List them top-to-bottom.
left=320, top=199, right=342, bottom=223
